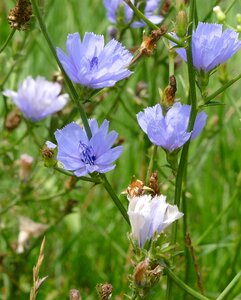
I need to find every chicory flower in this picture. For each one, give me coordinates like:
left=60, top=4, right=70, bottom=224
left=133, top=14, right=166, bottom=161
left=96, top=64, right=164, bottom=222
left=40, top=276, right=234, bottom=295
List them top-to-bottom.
left=103, top=0, right=163, bottom=28
left=173, top=22, right=241, bottom=73
left=56, top=32, right=133, bottom=89
left=3, top=76, right=68, bottom=121
left=137, top=102, right=207, bottom=152
left=51, top=120, right=123, bottom=176
left=128, top=194, right=183, bottom=248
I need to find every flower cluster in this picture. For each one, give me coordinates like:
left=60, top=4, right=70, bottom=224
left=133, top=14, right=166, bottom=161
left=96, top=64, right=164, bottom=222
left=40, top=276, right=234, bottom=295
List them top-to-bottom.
left=103, top=0, right=163, bottom=28
left=173, top=22, right=241, bottom=73
left=56, top=32, right=133, bottom=89
left=3, top=76, right=68, bottom=121
left=137, top=102, right=207, bottom=152
left=51, top=120, right=123, bottom=176
left=128, top=194, right=183, bottom=248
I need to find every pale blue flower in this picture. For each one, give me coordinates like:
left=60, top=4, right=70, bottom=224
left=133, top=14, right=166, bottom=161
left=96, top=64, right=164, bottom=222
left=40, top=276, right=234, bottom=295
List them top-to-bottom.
left=103, top=0, right=163, bottom=28
left=173, top=22, right=241, bottom=72
left=56, top=32, right=133, bottom=89
left=3, top=76, right=68, bottom=121
left=137, top=103, right=207, bottom=152
left=52, top=120, right=123, bottom=176
left=128, top=194, right=183, bottom=248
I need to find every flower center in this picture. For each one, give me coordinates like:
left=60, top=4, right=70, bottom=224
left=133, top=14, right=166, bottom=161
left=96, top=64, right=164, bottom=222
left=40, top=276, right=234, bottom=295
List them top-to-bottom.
left=90, top=56, right=98, bottom=71
left=79, top=142, right=96, bottom=165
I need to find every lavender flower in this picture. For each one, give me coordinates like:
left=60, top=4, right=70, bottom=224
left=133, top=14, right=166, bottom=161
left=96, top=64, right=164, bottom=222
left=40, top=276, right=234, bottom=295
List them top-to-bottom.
left=103, top=0, right=163, bottom=28
left=173, top=22, right=241, bottom=73
left=56, top=32, right=133, bottom=89
left=3, top=76, right=68, bottom=121
left=137, top=103, right=207, bottom=152
left=52, top=120, right=123, bottom=176
left=128, top=194, right=183, bottom=248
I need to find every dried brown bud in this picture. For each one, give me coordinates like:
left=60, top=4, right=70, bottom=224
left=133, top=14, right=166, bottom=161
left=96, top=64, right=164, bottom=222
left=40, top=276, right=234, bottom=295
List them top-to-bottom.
left=8, top=0, right=32, bottom=31
left=160, top=0, right=171, bottom=15
left=140, top=26, right=167, bottom=56
left=52, top=71, right=64, bottom=85
left=161, top=75, right=177, bottom=107
left=5, top=109, right=21, bottom=131
left=19, top=153, right=33, bottom=182
left=149, top=171, right=160, bottom=195
left=126, top=176, right=145, bottom=198
left=134, top=259, right=149, bottom=287
left=96, top=283, right=113, bottom=300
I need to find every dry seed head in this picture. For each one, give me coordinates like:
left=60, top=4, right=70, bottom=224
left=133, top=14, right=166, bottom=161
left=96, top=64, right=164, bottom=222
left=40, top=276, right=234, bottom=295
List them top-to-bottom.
left=8, top=0, right=32, bottom=31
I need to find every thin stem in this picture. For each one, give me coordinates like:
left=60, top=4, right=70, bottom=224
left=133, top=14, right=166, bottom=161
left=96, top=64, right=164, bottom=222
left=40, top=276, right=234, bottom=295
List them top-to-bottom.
left=30, top=0, right=92, bottom=139
left=123, top=0, right=184, bottom=47
left=0, top=29, right=16, bottom=54
left=205, top=72, right=241, bottom=103
left=145, top=145, right=157, bottom=184
left=100, top=174, right=130, bottom=225
left=195, top=189, right=238, bottom=246
left=165, top=268, right=210, bottom=300
left=216, top=271, right=241, bottom=300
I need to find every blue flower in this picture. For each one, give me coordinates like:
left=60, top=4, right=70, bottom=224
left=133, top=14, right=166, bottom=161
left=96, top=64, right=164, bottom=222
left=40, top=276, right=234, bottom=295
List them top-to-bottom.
left=103, top=0, right=163, bottom=28
left=173, top=22, right=241, bottom=73
left=56, top=32, right=133, bottom=89
left=3, top=76, right=68, bottom=121
left=137, top=103, right=207, bottom=152
left=52, top=120, right=123, bottom=176
left=128, top=194, right=183, bottom=248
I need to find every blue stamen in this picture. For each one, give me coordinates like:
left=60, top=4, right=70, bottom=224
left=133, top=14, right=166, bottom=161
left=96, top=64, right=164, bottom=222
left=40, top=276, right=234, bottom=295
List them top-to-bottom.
left=90, top=56, right=98, bottom=71
left=79, top=142, right=96, bottom=165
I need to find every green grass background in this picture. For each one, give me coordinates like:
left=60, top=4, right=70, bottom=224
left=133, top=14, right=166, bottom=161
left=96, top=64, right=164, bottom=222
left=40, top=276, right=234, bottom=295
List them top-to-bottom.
left=1, top=0, right=241, bottom=299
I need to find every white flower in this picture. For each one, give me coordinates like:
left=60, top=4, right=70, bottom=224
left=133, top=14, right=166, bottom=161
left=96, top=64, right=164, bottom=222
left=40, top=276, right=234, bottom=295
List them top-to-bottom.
left=3, top=76, right=68, bottom=121
left=127, top=194, right=183, bottom=248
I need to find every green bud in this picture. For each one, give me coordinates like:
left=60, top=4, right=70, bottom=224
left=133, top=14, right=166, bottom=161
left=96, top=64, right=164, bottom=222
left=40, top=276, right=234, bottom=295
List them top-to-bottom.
left=176, top=0, right=186, bottom=11
left=213, top=6, right=226, bottom=22
left=176, top=10, right=188, bottom=38
left=236, top=13, right=241, bottom=24
left=41, top=146, right=57, bottom=167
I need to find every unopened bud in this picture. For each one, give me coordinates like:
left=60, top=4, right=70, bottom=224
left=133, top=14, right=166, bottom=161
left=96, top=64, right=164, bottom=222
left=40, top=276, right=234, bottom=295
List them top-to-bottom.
left=8, top=0, right=32, bottom=31
left=213, top=6, right=226, bottom=22
left=176, top=11, right=187, bottom=38
left=236, top=14, right=241, bottom=24
left=237, top=25, right=241, bottom=33
left=107, top=26, right=117, bottom=40
left=161, top=75, right=177, bottom=108
left=5, top=109, right=21, bottom=131
left=41, top=142, right=57, bottom=167
left=19, top=154, right=33, bottom=182
left=134, top=259, right=149, bottom=287
left=96, top=283, right=113, bottom=300
left=69, top=289, right=81, bottom=300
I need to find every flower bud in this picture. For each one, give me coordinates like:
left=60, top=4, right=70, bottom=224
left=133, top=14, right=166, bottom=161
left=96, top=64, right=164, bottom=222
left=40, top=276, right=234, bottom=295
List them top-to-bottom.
left=8, top=0, right=32, bottom=31
left=176, top=0, right=186, bottom=11
left=213, top=6, right=226, bottom=22
left=176, top=11, right=188, bottom=38
left=236, top=14, right=241, bottom=24
left=161, top=75, right=177, bottom=108
left=5, top=109, right=21, bottom=131
left=41, top=143, right=57, bottom=167
left=19, top=154, right=33, bottom=182
left=96, top=283, right=112, bottom=300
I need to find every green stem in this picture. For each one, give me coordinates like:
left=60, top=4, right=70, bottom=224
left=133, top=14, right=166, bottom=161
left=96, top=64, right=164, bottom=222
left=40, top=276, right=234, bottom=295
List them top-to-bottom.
left=30, top=0, right=92, bottom=139
left=123, top=0, right=184, bottom=47
left=166, top=2, right=197, bottom=299
left=0, top=29, right=16, bottom=54
left=205, top=72, right=241, bottom=104
left=145, top=145, right=157, bottom=184
left=100, top=174, right=130, bottom=225
left=195, top=189, right=238, bottom=246
left=165, top=268, right=210, bottom=300
left=216, top=271, right=241, bottom=300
